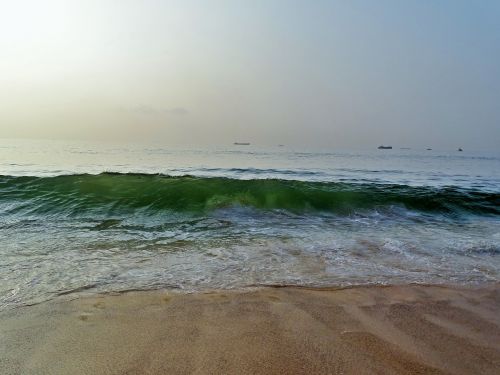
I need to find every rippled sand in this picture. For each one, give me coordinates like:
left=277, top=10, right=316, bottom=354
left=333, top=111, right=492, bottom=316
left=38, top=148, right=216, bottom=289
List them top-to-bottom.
left=1, top=284, right=500, bottom=374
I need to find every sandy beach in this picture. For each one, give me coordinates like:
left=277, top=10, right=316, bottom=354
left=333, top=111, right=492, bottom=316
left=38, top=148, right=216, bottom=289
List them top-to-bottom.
left=1, top=284, right=499, bottom=375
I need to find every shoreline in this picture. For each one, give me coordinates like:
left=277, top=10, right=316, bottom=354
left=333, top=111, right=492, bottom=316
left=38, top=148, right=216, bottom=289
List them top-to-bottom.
left=5, top=280, right=498, bottom=312
left=1, top=283, right=500, bottom=374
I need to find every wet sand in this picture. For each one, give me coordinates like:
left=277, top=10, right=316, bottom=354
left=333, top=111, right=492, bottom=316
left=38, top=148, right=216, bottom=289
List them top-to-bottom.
left=1, top=284, right=500, bottom=375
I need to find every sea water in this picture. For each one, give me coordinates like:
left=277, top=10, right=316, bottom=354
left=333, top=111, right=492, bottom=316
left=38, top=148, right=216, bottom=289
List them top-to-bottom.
left=1, top=139, right=499, bottom=309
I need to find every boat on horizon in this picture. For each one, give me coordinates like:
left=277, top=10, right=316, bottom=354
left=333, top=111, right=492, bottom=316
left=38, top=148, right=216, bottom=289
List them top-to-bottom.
left=234, top=142, right=250, bottom=146
left=377, top=145, right=392, bottom=149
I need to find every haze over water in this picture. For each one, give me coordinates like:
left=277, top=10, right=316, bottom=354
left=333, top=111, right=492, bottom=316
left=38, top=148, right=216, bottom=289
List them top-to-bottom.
left=1, top=1, right=499, bottom=150
left=1, top=139, right=499, bottom=309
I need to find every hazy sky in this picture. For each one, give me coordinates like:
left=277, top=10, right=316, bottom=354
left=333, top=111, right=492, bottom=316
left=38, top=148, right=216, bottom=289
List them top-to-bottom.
left=0, top=0, right=499, bottom=149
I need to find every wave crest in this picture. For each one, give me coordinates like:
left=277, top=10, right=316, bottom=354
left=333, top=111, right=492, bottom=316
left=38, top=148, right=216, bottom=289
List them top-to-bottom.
left=0, top=173, right=498, bottom=217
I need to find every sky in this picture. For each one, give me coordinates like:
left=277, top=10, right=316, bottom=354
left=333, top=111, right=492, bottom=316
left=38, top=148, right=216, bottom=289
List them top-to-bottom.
left=0, top=0, right=499, bottom=150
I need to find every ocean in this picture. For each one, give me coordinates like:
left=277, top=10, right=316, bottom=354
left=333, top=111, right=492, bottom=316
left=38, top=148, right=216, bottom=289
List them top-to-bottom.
left=1, top=139, right=499, bottom=309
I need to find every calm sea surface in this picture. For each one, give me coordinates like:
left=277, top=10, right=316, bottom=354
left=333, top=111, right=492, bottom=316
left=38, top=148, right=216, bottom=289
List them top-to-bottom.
left=1, top=139, right=499, bottom=309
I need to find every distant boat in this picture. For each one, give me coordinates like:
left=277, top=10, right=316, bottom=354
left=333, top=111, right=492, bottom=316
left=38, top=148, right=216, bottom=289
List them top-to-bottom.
left=233, top=142, right=250, bottom=146
left=278, top=144, right=284, bottom=147
left=377, top=145, right=392, bottom=149
left=426, top=148, right=432, bottom=151
left=458, top=148, right=463, bottom=152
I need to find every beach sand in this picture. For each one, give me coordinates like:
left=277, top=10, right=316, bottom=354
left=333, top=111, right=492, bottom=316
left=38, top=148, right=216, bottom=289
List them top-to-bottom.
left=1, top=284, right=500, bottom=375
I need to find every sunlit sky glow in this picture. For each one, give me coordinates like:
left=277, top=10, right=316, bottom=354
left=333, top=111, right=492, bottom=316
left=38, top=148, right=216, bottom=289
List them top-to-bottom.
left=0, top=0, right=499, bottom=149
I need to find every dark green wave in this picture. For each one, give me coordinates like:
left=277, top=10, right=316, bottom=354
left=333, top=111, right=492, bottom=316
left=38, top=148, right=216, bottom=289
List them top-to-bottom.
left=0, top=173, right=498, bottom=217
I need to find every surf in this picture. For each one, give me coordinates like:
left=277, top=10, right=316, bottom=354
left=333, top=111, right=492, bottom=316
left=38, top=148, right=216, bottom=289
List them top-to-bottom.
left=0, top=172, right=498, bottom=217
